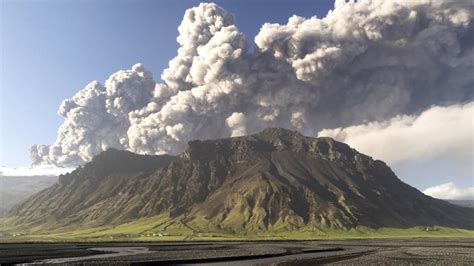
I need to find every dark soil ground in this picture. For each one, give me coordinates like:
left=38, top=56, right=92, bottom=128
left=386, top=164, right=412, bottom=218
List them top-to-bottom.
left=0, top=238, right=472, bottom=265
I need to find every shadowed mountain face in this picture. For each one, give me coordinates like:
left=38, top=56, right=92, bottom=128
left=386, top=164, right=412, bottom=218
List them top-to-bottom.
left=9, top=128, right=474, bottom=231
left=10, top=150, right=177, bottom=225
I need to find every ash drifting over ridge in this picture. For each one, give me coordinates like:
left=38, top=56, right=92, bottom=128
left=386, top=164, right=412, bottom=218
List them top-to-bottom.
left=31, top=0, right=474, bottom=166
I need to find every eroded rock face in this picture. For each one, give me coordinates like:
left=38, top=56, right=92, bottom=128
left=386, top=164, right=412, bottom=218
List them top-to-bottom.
left=9, top=128, right=474, bottom=231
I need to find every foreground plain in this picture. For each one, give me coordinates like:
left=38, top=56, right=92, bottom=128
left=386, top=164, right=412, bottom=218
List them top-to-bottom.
left=0, top=238, right=473, bottom=265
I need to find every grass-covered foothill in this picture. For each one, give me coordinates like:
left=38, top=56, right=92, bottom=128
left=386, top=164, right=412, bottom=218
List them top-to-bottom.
left=1, top=215, right=473, bottom=242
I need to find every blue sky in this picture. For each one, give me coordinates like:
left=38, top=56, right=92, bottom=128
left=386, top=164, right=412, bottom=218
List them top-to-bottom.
left=0, top=0, right=333, bottom=166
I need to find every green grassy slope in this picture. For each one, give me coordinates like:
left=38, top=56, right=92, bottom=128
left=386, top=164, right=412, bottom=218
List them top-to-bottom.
left=1, top=214, right=473, bottom=242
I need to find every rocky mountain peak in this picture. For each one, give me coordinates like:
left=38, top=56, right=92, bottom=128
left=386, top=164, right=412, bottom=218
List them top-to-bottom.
left=253, top=127, right=303, bottom=140
left=9, top=128, right=474, bottom=231
left=180, top=128, right=363, bottom=163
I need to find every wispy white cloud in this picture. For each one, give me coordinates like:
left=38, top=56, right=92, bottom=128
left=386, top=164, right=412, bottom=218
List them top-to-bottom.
left=318, top=102, right=474, bottom=165
left=0, top=165, right=74, bottom=176
left=423, top=182, right=474, bottom=200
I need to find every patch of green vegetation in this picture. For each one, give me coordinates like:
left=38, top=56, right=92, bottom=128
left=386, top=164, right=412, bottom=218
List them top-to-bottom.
left=1, top=215, right=473, bottom=242
left=267, top=225, right=474, bottom=239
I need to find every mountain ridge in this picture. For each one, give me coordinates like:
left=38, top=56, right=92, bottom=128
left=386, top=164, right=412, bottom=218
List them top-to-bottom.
left=8, top=128, right=474, bottom=232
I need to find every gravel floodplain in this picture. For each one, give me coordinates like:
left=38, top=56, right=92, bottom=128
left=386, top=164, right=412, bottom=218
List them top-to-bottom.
left=0, top=238, right=473, bottom=265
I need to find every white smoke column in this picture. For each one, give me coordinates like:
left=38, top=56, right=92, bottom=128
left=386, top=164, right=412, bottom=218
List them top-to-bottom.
left=31, top=1, right=474, bottom=166
left=161, top=2, right=241, bottom=90
left=127, top=3, right=248, bottom=155
left=105, top=63, right=155, bottom=118
left=226, top=112, right=247, bottom=137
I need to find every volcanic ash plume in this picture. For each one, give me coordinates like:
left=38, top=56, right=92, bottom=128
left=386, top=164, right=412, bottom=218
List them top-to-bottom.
left=31, top=1, right=474, bottom=166
left=30, top=64, right=155, bottom=166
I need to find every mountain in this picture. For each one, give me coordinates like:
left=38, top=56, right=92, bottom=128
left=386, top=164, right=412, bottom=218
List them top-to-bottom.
left=8, top=128, right=474, bottom=232
left=9, top=149, right=177, bottom=226
left=0, top=175, right=58, bottom=215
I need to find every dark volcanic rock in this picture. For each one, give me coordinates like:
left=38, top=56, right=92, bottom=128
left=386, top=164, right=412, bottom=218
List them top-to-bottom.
left=9, top=128, right=474, bottom=230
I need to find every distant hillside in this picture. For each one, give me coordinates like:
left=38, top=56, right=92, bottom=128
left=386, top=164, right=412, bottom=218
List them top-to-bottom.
left=8, top=128, right=474, bottom=233
left=0, top=175, right=58, bottom=215
left=447, top=200, right=474, bottom=208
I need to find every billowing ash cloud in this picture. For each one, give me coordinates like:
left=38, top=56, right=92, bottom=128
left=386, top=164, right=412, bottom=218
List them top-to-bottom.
left=31, top=1, right=474, bottom=166
left=30, top=64, right=155, bottom=165
left=318, top=102, right=474, bottom=165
